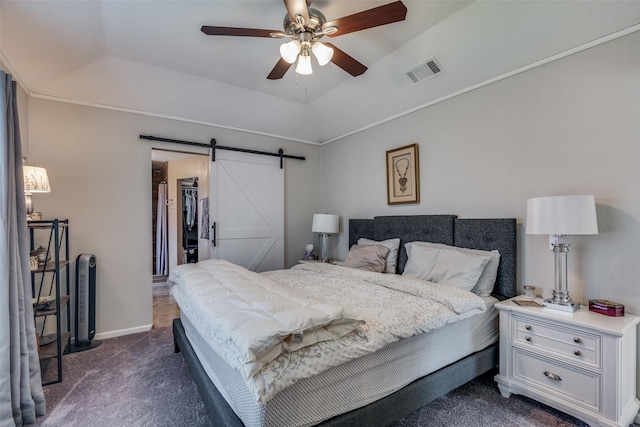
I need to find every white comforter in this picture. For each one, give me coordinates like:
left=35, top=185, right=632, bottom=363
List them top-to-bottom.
left=169, top=260, right=362, bottom=375
left=171, top=260, right=487, bottom=404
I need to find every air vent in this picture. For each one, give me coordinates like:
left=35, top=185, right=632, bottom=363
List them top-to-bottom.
left=406, top=57, right=445, bottom=85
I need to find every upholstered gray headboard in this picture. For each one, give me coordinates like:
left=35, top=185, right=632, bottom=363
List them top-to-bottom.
left=349, top=215, right=517, bottom=299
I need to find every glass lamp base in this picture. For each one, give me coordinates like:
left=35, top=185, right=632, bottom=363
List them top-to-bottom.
left=318, top=233, right=332, bottom=263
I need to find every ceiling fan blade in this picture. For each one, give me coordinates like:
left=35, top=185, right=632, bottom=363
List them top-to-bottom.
left=283, top=0, right=309, bottom=25
left=324, top=1, right=408, bottom=37
left=201, top=26, right=277, bottom=38
left=323, top=43, right=367, bottom=77
left=267, top=58, right=293, bottom=80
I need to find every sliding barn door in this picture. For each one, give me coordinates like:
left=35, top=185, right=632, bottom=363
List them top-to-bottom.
left=209, top=150, right=284, bottom=272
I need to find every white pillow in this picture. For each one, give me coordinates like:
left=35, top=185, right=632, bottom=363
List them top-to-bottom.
left=357, top=238, right=401, bottom=274
left=406, top=242, right=500, bottom=296
left=343, top=244, right=390, bottom=273
left=403, top=244, right=490, bottom=291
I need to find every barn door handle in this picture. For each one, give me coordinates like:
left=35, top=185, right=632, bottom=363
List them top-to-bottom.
left=212, top=222, right=216, bottom=247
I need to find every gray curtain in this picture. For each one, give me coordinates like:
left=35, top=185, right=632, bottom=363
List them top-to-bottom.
left=0, top=71, right=46, bottom=425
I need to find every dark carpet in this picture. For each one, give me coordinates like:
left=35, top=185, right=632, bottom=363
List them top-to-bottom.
left=34, top=327, right=602, bottom=426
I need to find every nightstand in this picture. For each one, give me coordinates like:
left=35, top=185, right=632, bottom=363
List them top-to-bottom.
left=494, top=298, right=640, bottom=427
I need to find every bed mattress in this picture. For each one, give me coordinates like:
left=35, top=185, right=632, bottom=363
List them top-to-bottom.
left=181, top=295, right=498, bottom=427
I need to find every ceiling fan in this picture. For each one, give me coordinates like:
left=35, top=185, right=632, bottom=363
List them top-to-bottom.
left=201, top=0, right=407, bottom=80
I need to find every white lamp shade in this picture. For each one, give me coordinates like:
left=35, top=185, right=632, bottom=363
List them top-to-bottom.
left=280, top=40, right=301, bottom=64
left=311, top=42, right=333, bottom=66
left=295, top=54, right=313, bottom=75
left=23, top=166, right=51, bottom=193
left=526, top=195, right=598, bottom=235
left=312, top=214, right=339, bottom=234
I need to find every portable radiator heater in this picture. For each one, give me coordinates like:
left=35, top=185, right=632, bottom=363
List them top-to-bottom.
left=68, top=254, right=101, bottom=353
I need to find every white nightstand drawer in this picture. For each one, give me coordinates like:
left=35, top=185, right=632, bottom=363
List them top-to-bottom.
left=513, top=315, right=599, bottom=367
left=513, top=349, right=600, bottom=412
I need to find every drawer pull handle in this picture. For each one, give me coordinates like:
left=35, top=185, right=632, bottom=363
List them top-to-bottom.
left=525, top=325, right=532, bottom=331
left=525, top=336, right=532, bottom=342
left=573, top=337, right=582, bottom=344
left=574, top=350, right=582, bottom=356
left=544, top=371, right=562, bottom=381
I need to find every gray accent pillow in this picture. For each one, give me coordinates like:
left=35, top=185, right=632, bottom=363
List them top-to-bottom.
left=357, top=238, right=401, bottom=274
left=405, top=242, right=501, bottom=297
left=343, top=244, right=390, bottom=273
left=403, top=244, right=490, bottom=291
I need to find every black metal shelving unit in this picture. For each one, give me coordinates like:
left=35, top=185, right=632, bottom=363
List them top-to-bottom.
left=29, top=219, right=71, bottom=385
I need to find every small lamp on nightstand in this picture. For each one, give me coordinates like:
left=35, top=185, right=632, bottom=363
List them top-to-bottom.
left=526, top=195, right=598, bottom=312
left=312, top=214, right=339, bottom=262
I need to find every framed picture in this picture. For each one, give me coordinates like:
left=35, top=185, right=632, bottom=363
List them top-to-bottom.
left=386, top=143, right=420, bottom=205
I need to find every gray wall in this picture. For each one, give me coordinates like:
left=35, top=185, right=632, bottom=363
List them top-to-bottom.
left=320, top=31, right=640, bottom=396
left=27, top=99, right=321, bottom=338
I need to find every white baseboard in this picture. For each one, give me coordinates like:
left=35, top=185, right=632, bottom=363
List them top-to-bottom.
left=94, top=324, right=153, bottom=341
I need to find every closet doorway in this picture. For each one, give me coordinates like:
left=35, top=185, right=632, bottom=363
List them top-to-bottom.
left=151, top=149, right=209, bottom=282
left=180, top=177, right=199, bottom=264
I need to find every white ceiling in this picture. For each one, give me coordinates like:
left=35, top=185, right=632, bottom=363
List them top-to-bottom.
left=2, top=1, right=640, bottom=144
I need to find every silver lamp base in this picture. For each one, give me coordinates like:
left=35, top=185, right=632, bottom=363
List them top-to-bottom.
left=25, top=192, right=34, bottom=215
left=542, top=238, right=580, bottom=312
left=542, top=299, right=580, bottom=312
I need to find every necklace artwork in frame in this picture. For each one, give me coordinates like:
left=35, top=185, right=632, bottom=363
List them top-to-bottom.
left=386, top=143, right=420, bottom=205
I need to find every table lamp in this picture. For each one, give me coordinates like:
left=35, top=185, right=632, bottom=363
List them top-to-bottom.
left=23, top=165, right=51, bottom=217
left=526, top=195, right=598, bottom=312
left=312, top=214, right=339, bottom=262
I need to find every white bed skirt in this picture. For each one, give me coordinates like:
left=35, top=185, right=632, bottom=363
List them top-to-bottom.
left=181, top=295, right=498, bottom=427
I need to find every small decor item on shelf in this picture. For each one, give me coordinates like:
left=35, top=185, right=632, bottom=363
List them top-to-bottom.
left=29, top=211, right=43, bottom=221
left=303, top=244, right=314, bottom=260
left=31, top=246, right=50, bottom=264
left=30, top=255, right=39, bottom=270
left=32, top=295, right=55, bottom=311
left=589, top=299, right=625, bottom=317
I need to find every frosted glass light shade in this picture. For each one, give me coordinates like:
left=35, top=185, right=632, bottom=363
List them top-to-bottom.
left=280, top=40, right=301, bottom=64
left=311, top=42, right=333, bottom=66
left=295, top=54, right=313, bottom=75
left=23, top=166, right=51, bottom=193
left=526, top=195, right=598, bottom=235
left=312, top=214, right=339, bottom=234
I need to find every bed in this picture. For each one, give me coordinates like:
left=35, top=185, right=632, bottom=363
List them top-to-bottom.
left=172, top=214, right=517, bottom=426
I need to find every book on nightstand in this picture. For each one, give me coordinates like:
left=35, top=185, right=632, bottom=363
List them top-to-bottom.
left=588, top=299, right=625, bottom=316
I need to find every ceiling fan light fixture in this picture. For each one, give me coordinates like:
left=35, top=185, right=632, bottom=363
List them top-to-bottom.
left=280, top=40, right=301, bottom=64
left=312, top=42, right=333, bottom=66
left=295, top=52, right=313, bottom=75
